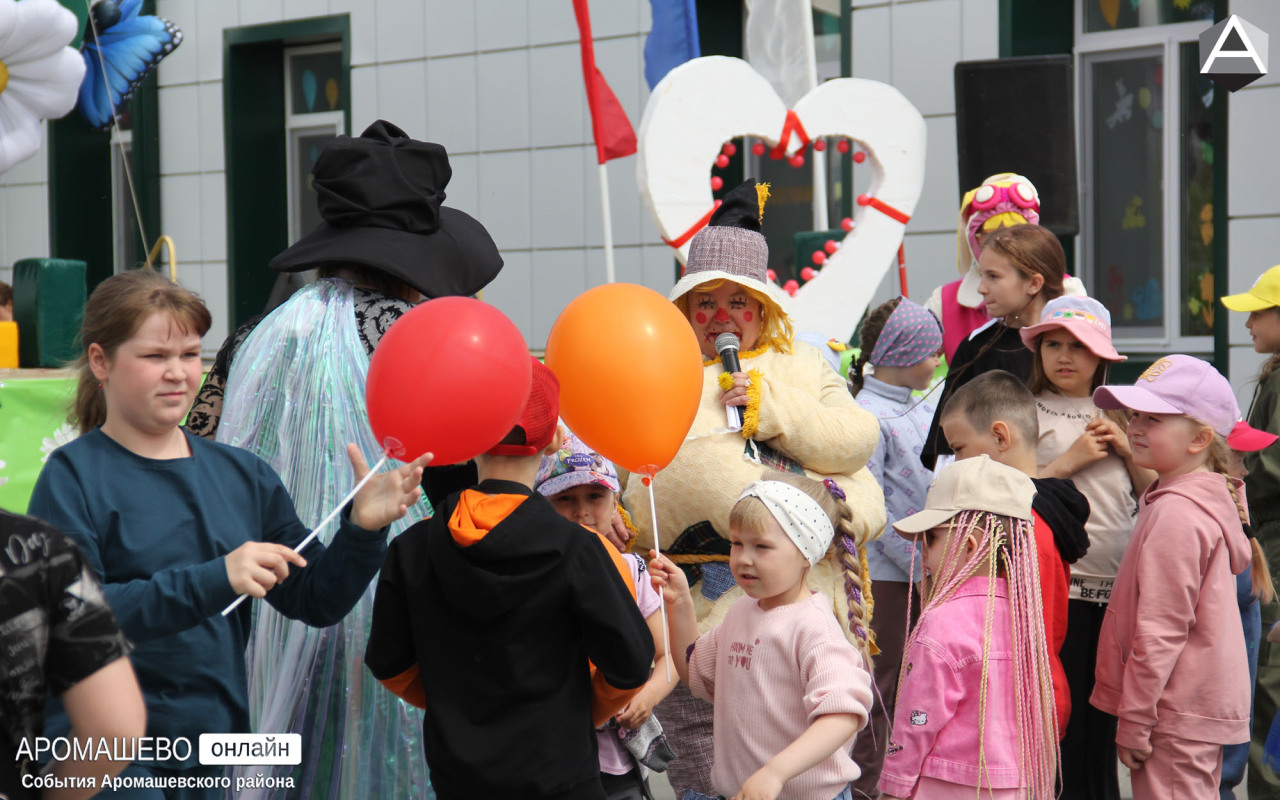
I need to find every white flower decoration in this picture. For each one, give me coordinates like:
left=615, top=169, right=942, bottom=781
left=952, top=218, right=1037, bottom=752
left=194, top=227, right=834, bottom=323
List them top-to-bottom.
left=0, top=0, right=85, bottom=175
left=40, top=422, right=78, bottom=463
left=0, top=459, right=7, bottom=489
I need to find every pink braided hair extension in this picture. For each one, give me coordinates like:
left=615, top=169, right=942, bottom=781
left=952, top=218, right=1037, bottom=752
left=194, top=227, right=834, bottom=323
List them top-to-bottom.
left=1003, top=516, right=1060, bottom=797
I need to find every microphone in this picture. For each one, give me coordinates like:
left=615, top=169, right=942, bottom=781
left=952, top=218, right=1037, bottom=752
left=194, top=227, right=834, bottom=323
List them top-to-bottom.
left=715, top=332, right=743, bottom=426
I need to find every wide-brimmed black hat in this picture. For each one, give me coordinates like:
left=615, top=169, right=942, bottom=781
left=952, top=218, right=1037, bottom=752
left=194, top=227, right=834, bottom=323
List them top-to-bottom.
left=270, top=120, right=503, bottom=298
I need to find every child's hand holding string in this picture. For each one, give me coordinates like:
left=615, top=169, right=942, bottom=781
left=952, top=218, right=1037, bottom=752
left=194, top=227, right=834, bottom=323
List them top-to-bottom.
left=348, top=445, right=433, bottom=531
left=226, top=543, right=307, bottom=597
left=649, top=551, right=697, bottom=686
left=647, top=552, right=692, bottom=607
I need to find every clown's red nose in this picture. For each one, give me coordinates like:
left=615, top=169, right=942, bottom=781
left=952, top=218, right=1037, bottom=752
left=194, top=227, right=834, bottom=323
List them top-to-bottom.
left=713, top=308, right=731, bottom=322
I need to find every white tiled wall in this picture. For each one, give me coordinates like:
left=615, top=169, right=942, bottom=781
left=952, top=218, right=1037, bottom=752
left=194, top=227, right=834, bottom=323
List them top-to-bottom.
left=852, top=0, right=998, bottom=317
left=1224, top=0, right=1280, bottom=397
left=1216, top=3, right=1277, bottom=403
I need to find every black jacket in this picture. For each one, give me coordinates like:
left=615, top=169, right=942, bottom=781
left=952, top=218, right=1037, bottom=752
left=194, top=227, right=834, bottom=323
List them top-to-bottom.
left=923, top=322, right=1034, bottom=470
left=1032, top=477, right=1092, bottom=564
left=366, top=480, right=653, bottom=800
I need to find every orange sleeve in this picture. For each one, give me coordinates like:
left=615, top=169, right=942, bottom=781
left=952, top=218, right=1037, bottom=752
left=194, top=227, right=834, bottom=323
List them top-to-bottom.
left=585, top=528, right=644, bottom=724
left=589, top=661, right=645, bottom=727
left=377, top=665, right=427, bottom=709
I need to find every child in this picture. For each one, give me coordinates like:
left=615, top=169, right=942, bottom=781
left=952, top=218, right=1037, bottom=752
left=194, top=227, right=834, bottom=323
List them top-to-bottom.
left=922, top=223, right=1066, bottom=470
left=1221, top=265, right=1280, bottom=796
left=24, top=269, right=428, bottom=797
left=0, top=279, right=12, bottom=321
left=1018, top=295, right=1153, bottom=798
left=848, top=296, right=942, bottom=796
left=1090, top=354, right=1275, bottom=797
left=365, top=358, right=655, bottom=800
left=938, top=369, right=1091, bottom=739
left=535, top=433, right=677, bottom=800
left=879, top=455, right=1058, bottom=799
left=648, top=471, right=874, bottom=800
left=1, top=509, right=145, bottom=800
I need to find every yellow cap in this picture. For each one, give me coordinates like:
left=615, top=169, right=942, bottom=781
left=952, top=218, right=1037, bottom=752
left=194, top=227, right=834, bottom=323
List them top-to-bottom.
left=1222, top=265, right=1280, bottom=312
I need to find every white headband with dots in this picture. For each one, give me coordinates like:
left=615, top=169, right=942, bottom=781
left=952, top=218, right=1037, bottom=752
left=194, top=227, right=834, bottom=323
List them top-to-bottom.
left=738, top=481, right=835, bottom=565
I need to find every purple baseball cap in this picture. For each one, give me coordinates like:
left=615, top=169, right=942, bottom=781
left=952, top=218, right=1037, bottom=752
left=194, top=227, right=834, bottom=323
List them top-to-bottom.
left=1093, top=354, right=1276, bottom=451
left=534, top=432, right=621, bottom=497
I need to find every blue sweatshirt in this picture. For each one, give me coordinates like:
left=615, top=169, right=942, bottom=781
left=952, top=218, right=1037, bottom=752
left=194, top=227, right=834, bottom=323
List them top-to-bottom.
left=26, top=429, right=388, bottom=768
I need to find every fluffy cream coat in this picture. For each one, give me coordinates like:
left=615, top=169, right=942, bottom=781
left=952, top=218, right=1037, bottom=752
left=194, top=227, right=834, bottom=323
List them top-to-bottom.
left=623, top=342, right=886, bottom=631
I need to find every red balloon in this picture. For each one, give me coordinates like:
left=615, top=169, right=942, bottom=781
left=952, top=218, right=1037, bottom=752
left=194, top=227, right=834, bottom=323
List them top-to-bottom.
left=813, top=138, right=826, bottom=152
left=836, top=139, right=851, bottom=154
left=722, top=142, right=737, bottom=156
left=752, top=142, right=767, bottom=156
left=853, top=150, right=867, bottom=164
left=715, top=154, right=730, bottom=168
left=789, top=154, right=805, bottom=168
left=710, top=176, right=724, bottom=191
left=841, top=217, right=855, bottom=231
left=824, top=239, right=839, bottom=255
left=801, top=266, right=817, bottom=280
left=766, top=269, right=777, bottom=282
left=366, top=297, right=530, bottom=464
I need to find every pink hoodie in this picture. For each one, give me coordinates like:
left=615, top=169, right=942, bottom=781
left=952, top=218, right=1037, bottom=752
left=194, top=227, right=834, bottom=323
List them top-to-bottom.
left=1090, top=471, right=1252, bottom=750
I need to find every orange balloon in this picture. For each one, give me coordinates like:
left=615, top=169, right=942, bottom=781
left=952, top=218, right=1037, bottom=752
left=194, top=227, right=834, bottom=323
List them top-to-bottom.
left=546, top=283, right=703, bottom=476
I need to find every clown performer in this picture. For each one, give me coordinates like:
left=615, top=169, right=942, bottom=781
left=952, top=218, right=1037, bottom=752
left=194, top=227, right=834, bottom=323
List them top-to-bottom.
left=192, top=121, right=502, bottom=799
left=925, top=173, right=1041, bottom=362
left=623, top=179, right=885, bottom=796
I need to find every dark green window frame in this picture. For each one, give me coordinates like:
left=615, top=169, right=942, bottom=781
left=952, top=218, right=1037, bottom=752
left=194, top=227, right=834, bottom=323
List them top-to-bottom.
left=47, top=0, right=161, bottom=293
left=223, top=15, right=350, bottom=329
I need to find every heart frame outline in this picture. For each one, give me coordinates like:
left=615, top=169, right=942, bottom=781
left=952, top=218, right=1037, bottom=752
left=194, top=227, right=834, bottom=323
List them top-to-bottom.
left=637, top=56, right=927, bottom=344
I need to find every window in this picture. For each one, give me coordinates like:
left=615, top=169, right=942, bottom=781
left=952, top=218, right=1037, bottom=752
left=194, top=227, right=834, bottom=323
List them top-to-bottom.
left=1076, top=2, right=1218, bottom=349
left=284, top=44, right=344, bottom=243
left=110, top=109, right=137, bottom=272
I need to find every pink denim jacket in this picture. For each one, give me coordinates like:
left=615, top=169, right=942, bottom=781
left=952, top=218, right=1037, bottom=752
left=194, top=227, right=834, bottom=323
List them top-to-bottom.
left=879, top=576, right=1023, bottom=798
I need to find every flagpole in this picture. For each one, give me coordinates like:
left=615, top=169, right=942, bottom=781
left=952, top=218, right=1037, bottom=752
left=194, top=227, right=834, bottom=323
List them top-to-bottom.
left=804, top=3, right=826, bottom=232
left=598, top=162, right=617, bottom=283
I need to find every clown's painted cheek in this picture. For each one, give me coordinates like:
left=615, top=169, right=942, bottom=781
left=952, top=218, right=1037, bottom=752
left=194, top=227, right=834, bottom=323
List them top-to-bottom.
left=713, top=308, right=732, bottom=322
left=743, top=311, right=754, bottom=322
left=695, top=312, right=708, bottom=324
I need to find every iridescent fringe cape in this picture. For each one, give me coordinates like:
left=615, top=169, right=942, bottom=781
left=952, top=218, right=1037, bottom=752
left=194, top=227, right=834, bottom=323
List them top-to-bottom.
left=218, top=279, right=432, bottom=799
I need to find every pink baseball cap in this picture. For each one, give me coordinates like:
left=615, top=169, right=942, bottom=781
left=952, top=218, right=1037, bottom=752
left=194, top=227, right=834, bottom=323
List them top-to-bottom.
left=1019, top=296, right=1125, bottom=361
left=1093, top=354, right=1276, bottom=451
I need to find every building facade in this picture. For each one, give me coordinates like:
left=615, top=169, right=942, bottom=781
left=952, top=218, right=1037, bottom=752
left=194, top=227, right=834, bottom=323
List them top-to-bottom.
left=0, top=0, right=1276, bottom=405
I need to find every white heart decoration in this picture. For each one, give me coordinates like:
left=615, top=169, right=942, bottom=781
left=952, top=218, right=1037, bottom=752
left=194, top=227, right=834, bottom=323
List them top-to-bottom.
left=636, top=56, right=927, bottom=344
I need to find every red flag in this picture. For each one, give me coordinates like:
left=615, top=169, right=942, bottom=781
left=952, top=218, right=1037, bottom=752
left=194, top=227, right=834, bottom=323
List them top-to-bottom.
left=572, top=0, right=638, bottom=164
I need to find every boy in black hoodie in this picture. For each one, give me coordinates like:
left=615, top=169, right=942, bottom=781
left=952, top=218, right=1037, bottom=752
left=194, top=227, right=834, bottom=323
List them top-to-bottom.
left=366, top=358, right=655, bottom=800
left=939, top=369, right=1091, bottom=740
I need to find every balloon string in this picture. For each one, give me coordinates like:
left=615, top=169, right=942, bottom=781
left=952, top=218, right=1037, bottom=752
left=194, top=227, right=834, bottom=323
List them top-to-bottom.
left=84, top=0, right=152, bottom=270
left=221, top=453, right=391, bottom=616
left=647, top=473, right=672, bottom=684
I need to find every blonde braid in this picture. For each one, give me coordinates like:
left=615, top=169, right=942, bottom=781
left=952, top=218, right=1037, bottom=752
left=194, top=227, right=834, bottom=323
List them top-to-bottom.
left=1208, top=434, right=1277, bottom=603
left=742, top=470, right=877, bottom=662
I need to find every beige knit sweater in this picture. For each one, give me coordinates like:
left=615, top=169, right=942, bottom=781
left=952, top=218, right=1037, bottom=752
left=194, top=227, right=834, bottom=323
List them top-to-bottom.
left=623, top=342, right=886, bottom=631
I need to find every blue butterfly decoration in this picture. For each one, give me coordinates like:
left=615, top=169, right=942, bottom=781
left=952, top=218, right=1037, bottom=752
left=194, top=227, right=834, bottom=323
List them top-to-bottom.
left=77, top=0, right=183, bottom=131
